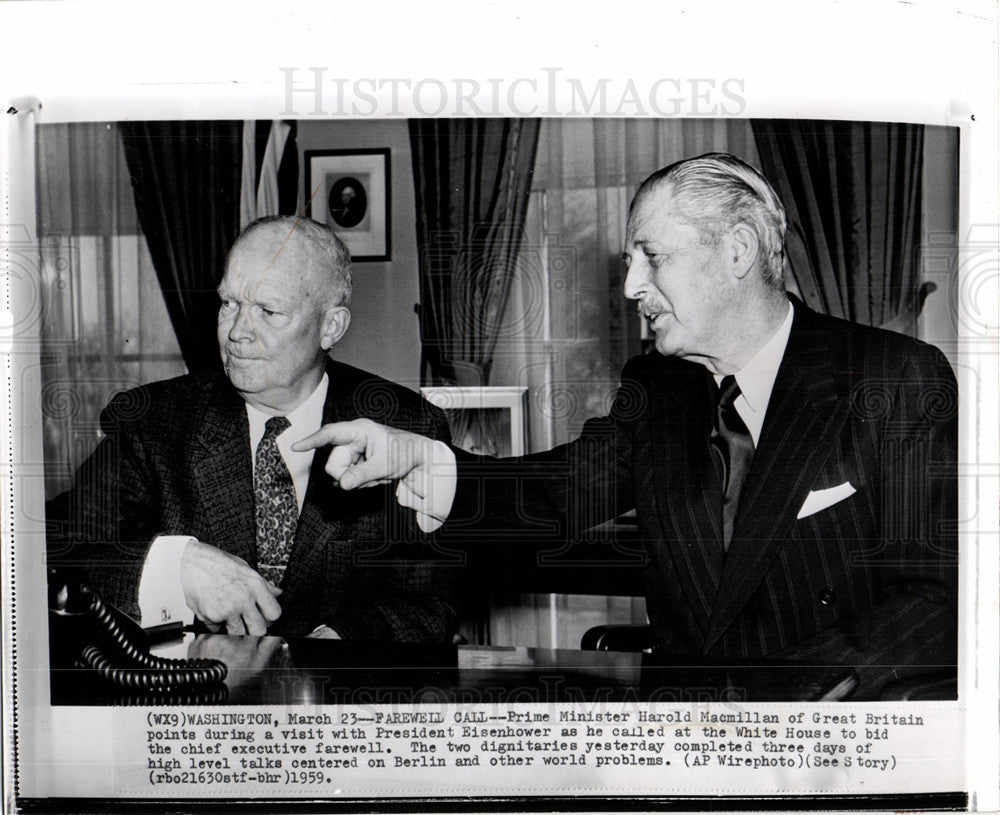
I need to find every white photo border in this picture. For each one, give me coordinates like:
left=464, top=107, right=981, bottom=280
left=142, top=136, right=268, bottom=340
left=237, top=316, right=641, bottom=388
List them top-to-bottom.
left=2, top=1, right=997, bottom=811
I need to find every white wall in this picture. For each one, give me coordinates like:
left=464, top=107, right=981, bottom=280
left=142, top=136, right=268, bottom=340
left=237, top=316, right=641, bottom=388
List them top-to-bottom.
left=297, top=120, right=422, bottom=390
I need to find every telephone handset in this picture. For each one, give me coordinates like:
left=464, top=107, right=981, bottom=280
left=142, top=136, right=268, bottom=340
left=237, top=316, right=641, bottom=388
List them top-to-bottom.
left=49, top=572, right=228, bottom=694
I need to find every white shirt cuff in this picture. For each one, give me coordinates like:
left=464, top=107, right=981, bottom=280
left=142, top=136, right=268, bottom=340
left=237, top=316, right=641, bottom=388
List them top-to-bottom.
left=401, top=440, right=457, bottom=534
left=138, top=535, right=196, bottom=628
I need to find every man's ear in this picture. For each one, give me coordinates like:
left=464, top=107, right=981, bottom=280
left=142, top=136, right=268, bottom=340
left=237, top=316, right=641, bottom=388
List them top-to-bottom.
left=728, top=223, right=759, bottom=280
left=319, top=306, right=351, bottom=351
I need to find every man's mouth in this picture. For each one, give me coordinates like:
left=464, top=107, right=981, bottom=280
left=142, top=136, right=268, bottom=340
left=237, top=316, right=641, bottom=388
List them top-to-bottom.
left=638, top=304, right=670, bottom=328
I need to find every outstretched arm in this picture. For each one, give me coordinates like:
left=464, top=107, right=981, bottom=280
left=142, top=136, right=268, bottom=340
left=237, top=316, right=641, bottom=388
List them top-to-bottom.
left=294, top=406, right=638, bottom=544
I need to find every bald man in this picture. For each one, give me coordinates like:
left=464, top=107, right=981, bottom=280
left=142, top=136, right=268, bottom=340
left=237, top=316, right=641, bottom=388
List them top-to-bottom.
left=48, top=216, right=456, bottom=643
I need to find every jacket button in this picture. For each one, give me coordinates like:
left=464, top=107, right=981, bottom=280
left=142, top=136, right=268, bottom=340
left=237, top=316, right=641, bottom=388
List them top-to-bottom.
left=819, top=588, right=836, bottom=605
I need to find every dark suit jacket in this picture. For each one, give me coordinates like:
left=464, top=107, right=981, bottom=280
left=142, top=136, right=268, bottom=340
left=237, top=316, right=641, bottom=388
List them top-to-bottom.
left=445, top=298, right=957, bottom=696
left=48, top=360, right=457, bottom=642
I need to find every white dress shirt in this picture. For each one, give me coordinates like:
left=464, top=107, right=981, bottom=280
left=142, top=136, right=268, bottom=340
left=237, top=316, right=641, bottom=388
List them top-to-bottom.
left=713, top=302, right=795, bottom=445
left=137, top=375, right=329, bottom=627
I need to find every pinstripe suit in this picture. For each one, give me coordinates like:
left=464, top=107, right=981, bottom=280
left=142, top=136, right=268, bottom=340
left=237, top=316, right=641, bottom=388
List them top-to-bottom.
left=448, top=298, right=957, bottom=697
left=48, top=360, right=457, bottom=642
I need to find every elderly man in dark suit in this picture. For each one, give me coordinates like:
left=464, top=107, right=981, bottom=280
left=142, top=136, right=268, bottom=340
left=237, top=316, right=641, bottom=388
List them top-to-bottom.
left=298, top=154, right=957, bottom=697
left=48, top=216, right=456, bottom=642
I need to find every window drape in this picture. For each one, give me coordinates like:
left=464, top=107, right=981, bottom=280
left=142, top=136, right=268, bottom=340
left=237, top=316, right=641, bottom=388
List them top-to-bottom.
left=408, top=118, right=541, bottom=386
left=752, top=119, right=925, bottom=332
left=121, top=121, right=243, bottom=374
left=36, top=122, right=186, bottom=497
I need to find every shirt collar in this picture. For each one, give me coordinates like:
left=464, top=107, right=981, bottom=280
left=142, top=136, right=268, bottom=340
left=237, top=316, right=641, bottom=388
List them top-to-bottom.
left=714, top=301, right=794, bottom=416
left=246, top=372, right=329, bottom=435
left=286, top=372, right=329, bottom=429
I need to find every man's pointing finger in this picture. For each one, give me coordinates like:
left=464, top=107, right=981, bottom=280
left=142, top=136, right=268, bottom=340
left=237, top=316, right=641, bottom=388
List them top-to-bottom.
left=291, top=420, right=370, bottom=452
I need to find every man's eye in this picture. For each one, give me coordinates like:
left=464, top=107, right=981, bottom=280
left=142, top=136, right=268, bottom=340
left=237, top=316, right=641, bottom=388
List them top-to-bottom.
left=219, top=298, right=234, bottom=309
left=261, top=308, right=277, bottom=318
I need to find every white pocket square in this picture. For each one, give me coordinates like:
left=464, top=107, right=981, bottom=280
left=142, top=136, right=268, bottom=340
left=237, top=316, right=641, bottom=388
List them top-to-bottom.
left=797, top=482, right=856, bottom=519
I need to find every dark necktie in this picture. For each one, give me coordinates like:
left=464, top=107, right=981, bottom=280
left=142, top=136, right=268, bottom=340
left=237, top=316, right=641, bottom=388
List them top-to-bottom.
left=711, top=375, right=755, bottom=549
left=254, top=416, right=298, bottom=587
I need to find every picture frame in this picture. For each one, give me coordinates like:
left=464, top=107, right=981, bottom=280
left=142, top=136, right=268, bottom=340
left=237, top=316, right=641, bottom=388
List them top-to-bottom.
left=304, top=148, right=391, bottom=261
left=420, top=386, right=529, bottom=457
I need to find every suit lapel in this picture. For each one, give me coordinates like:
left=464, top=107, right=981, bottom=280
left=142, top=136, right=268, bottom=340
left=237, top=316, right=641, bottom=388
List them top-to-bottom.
left=703, top=302, right=849, bottom=652
left=648, top=359, right=727, bottom=633
left=279, top=366, right=349, bottom=608
left=189, top=376, right=256, bottom=565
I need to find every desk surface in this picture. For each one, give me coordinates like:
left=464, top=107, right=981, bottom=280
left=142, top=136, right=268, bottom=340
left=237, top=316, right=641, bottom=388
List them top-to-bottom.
left=50, top=633, right=855, bottom=706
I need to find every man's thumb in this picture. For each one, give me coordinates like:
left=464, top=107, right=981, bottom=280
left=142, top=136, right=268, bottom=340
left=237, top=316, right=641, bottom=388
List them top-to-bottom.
left=339, top=469, right=361, bottom=490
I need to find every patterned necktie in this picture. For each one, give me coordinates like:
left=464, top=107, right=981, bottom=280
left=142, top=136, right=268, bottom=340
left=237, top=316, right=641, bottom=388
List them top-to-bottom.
left=711, top=375, right=755, bottom=550
left=254, top=416, right=298, bottom=587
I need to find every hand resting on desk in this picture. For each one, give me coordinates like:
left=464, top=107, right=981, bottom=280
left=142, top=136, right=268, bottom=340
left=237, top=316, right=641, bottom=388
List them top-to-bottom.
left=180, top=540, right=282, bottom=635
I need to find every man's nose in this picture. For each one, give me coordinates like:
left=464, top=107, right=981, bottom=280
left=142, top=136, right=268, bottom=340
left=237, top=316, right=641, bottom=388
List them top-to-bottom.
left=623, top=259, right=649, bottom=300
left=228, top=304, right=255, bottom=341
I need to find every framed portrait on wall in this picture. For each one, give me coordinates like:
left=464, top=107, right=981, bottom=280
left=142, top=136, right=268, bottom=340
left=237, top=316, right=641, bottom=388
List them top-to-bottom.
left=304, top=148, right=391, bottom=261
left=419, top=386, right=528, bottom=458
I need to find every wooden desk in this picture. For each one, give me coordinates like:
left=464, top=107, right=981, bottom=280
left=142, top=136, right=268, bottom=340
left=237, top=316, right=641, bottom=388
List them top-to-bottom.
left=50, top=633, right=856, bottom=705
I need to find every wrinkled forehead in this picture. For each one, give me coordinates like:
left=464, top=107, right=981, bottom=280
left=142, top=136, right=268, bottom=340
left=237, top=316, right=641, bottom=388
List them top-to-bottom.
left=223, top=228, right=321, bottom=295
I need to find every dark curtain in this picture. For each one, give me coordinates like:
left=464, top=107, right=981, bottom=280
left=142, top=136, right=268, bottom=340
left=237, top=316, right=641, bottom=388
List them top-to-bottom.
left=409, top=119, right=540, bottom=385
left=752, top=120, right=924, bottom=331
left=121, top=121, right=243, bottom=373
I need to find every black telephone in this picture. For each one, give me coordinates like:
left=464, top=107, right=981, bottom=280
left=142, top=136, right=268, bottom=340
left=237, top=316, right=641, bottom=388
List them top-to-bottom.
left=48, top=571, right=228, bottom=698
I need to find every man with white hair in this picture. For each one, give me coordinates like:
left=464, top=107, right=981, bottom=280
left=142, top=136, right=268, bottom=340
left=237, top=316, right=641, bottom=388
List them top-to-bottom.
left=297, top=154, right=957, bottom=698
left=49, top=216, right=456, bottom=643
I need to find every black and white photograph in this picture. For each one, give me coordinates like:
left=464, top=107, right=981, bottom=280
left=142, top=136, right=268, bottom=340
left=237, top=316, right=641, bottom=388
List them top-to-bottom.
left=2, top=2, right=997, bottom=813
left=34, top=114, right=962, bottom=701
left=305, top=148, right=391, bottom=260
